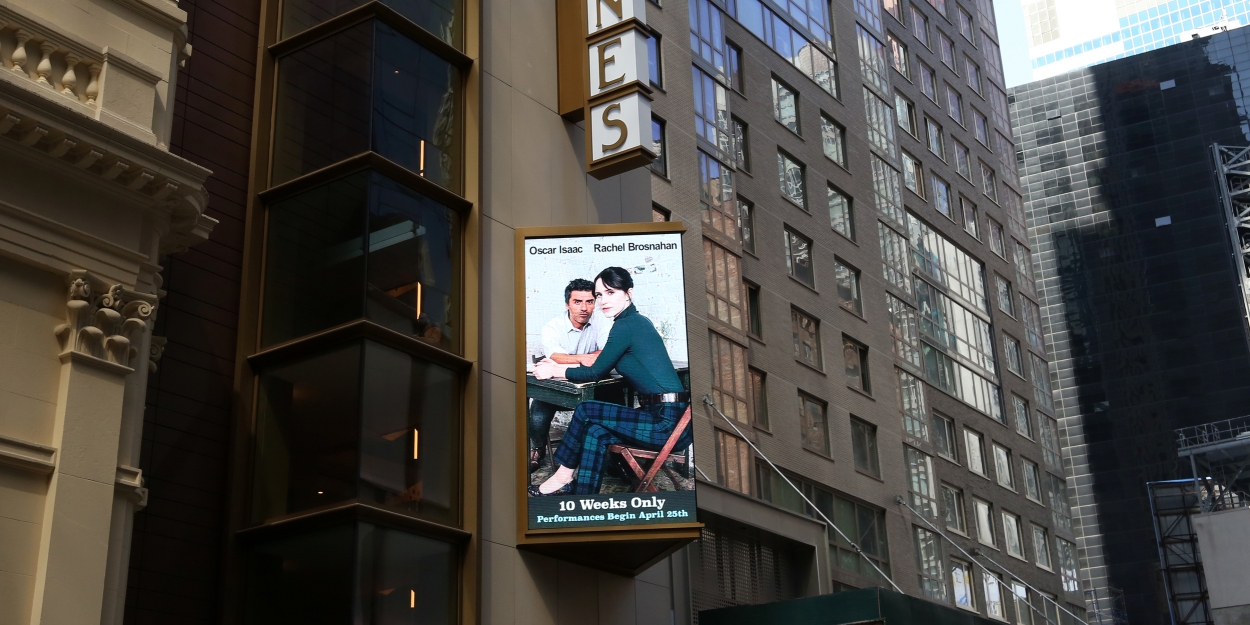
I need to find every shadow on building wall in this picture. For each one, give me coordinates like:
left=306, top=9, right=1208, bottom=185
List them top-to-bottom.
left=1013, top=27, right=1250, bottom=625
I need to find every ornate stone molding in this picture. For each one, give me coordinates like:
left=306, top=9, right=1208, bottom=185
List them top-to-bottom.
left=0, top=56, right=215, bottom=258
left=54, top=270, right=157, bottom=371
left=148, top=335, right=167, bottom=373
left=0, top=432, right=56, bottom=474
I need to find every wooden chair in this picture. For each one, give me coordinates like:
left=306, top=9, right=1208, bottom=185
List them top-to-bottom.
left=607, top=406, right=693, bottom=492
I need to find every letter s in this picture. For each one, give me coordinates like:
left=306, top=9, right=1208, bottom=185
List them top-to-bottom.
left=601, top=103, right=628, bottom=152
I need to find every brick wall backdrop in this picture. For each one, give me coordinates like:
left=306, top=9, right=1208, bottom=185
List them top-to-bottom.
left=124, top=0, right=259, bottom=622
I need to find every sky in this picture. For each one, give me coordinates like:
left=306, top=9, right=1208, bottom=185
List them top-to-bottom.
left=993, top=0, right=1035, bottom=87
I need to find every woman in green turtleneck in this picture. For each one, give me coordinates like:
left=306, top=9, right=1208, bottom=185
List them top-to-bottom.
left=531, top=266, right=689, bottom=495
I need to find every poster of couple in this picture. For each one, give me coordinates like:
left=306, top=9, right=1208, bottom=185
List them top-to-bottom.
left=518, top=227, right=698, bottom=530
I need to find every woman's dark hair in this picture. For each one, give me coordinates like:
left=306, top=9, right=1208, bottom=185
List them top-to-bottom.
left=595, top=266, right=634, bottom=291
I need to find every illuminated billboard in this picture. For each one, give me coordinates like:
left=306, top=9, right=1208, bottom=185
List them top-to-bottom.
left=515, top=223, right=698, bottom=534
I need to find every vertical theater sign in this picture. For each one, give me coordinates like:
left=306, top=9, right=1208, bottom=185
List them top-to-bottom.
left=558, top=0, right=657, bottom=178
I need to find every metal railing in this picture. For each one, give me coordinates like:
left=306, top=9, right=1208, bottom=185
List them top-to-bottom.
left=1175, top=414, right=1250, bottom=450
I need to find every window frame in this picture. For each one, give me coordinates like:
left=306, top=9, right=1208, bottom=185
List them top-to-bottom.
left=648, top=28, right=663, bottom=87
left=888, top=32, right=910, bottom=79
left=727, top=40, right=744, bottom=92
left=919, top=61, right=937, bottom=101
left=772, top=76, right=801, bottom=135
left=895, top=92, right=918, bottom=137
left=821, top=113, right=848, bottom=167
left=650, top=115, right=668, bottom=176
left=732, top=115, right=750, bottom=172
left=925, top=117, right=945, bottom=159
left=778, top=150, right=808, bottom=210
left=902, top=151, right=925, bottom=198
left=828, top=185, right=855, bottom=241
left=738, top=196, right=756, bottom=255
left=961, top=196, right=979, bottom=239
left=784, top=226, right=816, bottom=287
left=835, top=257, right=864, bottom=315
left=746, top=281, right=762, bottom=338
left=792, top=306, right=823, bottom=369
left=843, top=335, right=872, bottom=393
left=750, top=367, right=769, bottom=430
left=799, top=391, right=830, bottom=455
left=933, top=412, right=958, bottom=462
left=851, top=416, right=881, bottom=477
left=965, top=428, right=987, bottom=476
left=716, top=429, right=752, bottom=495
left=993, top=442, right=1015, bottom=490
left=1022, top=458, right=1043, bottom=503
left=942, top=483, right=968, bottom=534
left=973, top=497, right=996, bottom=547
left=1002, top=510, right=1025, bottom=560
left=1032, top=524, right=1052, bottom=570
left=952, top=558, right=977, bottom=611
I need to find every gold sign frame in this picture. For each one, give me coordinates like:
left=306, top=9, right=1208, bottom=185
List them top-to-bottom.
left=513, top=221, right=702, bottom=575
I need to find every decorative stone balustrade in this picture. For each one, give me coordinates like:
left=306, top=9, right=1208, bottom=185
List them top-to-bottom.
left=0, top=4, right=188, bottom=144
left=0, top=22, right=107, bottom=108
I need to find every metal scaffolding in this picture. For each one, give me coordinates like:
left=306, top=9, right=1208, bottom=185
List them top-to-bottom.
left=1213, top=144, right=1250, bottom=345
left=1149, top=414, right=1250, bottom=625
left=1148, top=480, right=1211, bottom=625
left=1084, top=587, right=1127, bottom=625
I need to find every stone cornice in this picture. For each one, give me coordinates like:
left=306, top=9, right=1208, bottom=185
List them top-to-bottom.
left=106, top=0, right=187, bottom=31
left=0, top=74, right=215, bottom=256
left=0, top=432, right=56, bottom=474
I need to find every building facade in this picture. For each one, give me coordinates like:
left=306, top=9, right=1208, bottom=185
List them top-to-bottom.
left=0, top=0, right=1089, bottom=623
left=0, top=0, right=217, bottom=623
left=651, top=0, right=1083, bottom=620
left=1010, top=25, right=1250, bottom=625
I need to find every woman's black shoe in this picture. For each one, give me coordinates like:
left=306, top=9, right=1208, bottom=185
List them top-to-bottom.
left=528, top=482, right=573, bottom=496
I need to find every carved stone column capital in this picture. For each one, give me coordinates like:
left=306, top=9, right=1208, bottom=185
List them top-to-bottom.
left=53, top=270, right=159, bottom=371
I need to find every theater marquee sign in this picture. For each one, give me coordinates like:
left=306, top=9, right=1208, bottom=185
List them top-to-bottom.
left=557, top=0, right=656, bottom=178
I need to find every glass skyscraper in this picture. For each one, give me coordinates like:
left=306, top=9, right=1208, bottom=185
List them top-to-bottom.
left=1011, top=24, right=1250, bottom=624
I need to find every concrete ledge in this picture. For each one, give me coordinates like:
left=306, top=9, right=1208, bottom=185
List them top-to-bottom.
left=0, top=432, right=57, bottom=474
left=696, top=480, right=832, bottom=594
left=697, top=480, right=827, bottom=541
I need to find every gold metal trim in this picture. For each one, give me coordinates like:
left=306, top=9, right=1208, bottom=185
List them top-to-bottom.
left=268, top=0, right=472, bottom=69
left=257, top=151, right=474, bottom=212
left=246, top=318, right=474, bottom=372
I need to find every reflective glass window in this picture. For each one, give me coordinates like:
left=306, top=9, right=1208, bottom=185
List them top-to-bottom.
left=274, top=21, right=461, bottom=190
left=263, top=171, right=460, bottom=351
left=252, top=340, right=461, bottom=525
left=245, top=522, right=455, bottom=624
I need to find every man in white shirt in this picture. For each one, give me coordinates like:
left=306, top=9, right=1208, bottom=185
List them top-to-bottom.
left=529, top=279, right=613, bottom=471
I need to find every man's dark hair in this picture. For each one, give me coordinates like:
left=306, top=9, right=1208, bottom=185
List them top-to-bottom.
left=595, top=266, right=634, bottom=291
left=564, top=278, right=595, bottom=304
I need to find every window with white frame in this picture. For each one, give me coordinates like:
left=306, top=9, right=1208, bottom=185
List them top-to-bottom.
left=965, top=429, right=986, bottom=476
left=993, top=443, right=1014, bottom=490
left=906, top=445, right=939, bottom=518
left=974, top=497, right=995, bottom=546
left=1003, top=511, right=1025, bottom=559
left=915, top=526, right=949, bottom=601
